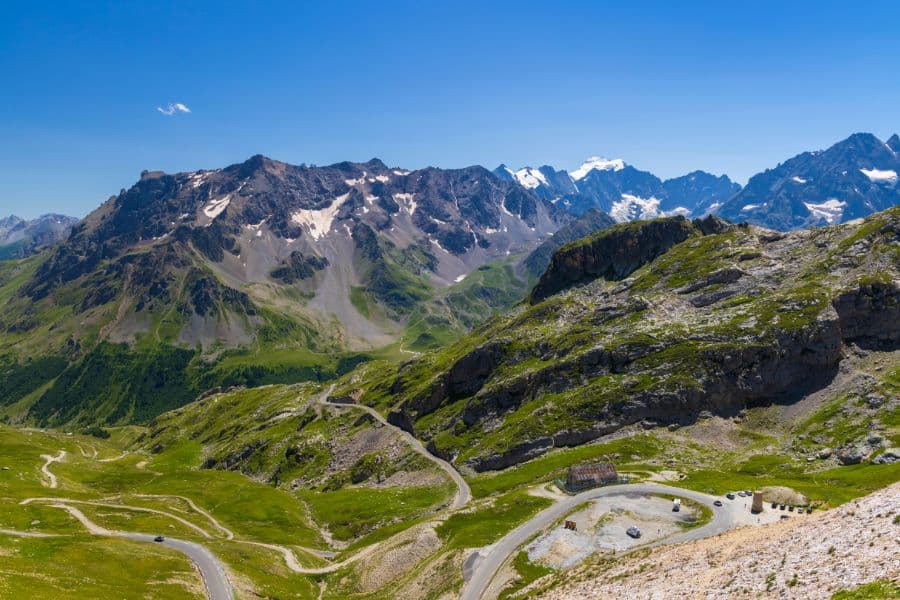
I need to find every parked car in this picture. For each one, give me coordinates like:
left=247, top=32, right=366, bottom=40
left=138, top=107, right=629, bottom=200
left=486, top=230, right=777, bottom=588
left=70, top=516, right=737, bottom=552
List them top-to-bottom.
left=726, top=493, right=736, bottom=500
left=713, top=500, right=723, bottom=507
left=771, top=502, right=778, bottom=509
left=779, top=503, right=786, bottom=510
left=788, top=505, right=795, bottom=512
left=780, top=515, right=790, bottom=520
left=626, top=526, right=642, bottom=539
left=154, top=535, right=165, bottom=542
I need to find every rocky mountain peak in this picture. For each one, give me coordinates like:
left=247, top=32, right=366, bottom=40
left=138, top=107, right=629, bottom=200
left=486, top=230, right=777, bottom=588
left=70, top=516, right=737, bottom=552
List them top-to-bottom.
left=717, top=132, right=900, bottom=230
left=887, top=133, right=900, bottom=153
left=0, top=215, right=24, bottom=228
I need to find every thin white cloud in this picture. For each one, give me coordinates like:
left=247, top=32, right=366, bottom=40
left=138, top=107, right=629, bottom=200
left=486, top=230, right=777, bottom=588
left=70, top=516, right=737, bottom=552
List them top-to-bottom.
left=157, top=102, right=191, bottom=116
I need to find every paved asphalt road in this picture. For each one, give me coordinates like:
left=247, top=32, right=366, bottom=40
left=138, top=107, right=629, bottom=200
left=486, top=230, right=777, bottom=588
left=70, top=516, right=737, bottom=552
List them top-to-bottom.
left=318, top=385, right=472, bottom=509
left=460, top=483, right=735, bottom=600
left=42, top=502, right=233, bottom=600
left=110, top=533, right=232, bottom=600
left=156, top=536, right=233, bottom=600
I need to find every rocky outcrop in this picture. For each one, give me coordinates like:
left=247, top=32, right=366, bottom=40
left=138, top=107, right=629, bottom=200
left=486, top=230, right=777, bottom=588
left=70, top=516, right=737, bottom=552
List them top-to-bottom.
left=523, top=209, right=616, bottom=278
left=529, top=216, right=700, bottom=303
left=270, top=251, right=328, bottom=284
left=676, top=267, right=746, bottom=294
left=832, top=281, right=900, bottom=349
left=872, top=448, right=900, bottom=464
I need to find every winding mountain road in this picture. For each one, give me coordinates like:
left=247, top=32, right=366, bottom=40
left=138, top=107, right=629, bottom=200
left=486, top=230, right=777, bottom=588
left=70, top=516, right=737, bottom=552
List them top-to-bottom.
left=316, top=384, right=472, bottom=509
left=39, top=450, right=66, bottom=488
left=460, top=483, right=739, bottom=600
left=22, top=497, right=214, bottom=538
left=41, top=502, right=233, bottom=600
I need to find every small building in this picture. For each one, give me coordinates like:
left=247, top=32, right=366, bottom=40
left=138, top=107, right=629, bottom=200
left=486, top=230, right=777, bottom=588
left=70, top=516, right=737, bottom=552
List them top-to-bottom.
left=565, top=463, right=618, bottom=492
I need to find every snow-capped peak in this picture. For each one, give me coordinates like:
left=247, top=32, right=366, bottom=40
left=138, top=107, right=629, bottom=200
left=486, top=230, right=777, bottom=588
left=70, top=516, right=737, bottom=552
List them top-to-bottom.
left=571, top=156, right=626, bottom=180
left=511, top=167, right=548, bottom=189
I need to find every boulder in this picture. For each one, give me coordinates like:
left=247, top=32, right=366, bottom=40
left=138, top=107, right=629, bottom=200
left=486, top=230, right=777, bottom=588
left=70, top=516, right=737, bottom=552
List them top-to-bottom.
left=836, top=445, right=868, bottom=465
left=872, top=448, right=900, bottom=465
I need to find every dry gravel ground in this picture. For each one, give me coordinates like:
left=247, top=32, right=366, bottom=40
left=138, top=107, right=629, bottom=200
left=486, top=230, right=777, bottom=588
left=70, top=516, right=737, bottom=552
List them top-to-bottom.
left=538, top=482, right=899, bottom=600
left=527, top=495, right=703, bottom=568
left=356, top=522, right=442, bottom=593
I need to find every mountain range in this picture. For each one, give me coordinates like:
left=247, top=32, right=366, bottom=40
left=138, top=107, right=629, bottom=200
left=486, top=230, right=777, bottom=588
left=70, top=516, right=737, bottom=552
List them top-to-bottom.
left=0, top=132, right=898, bottom=428
left=497, top=132, right=899, bottom=230
left=718, top=132, right=900, bottom=229
left=495, top=159, right=741, bottom=222
left=0, top=213, right=78, bottom=259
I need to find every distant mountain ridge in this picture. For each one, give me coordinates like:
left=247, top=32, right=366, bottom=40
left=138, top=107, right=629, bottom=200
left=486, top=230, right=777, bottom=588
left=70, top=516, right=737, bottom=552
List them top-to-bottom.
left=497, top=132, right=899, bottom=230
left=717, top=132, right=900, bottom=230
left=495, top=159, right=741, bottom=223
left=0, top=213, right=78, bottom=259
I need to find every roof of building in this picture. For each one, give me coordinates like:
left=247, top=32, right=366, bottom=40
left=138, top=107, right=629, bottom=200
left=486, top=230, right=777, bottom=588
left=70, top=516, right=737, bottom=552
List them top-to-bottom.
left=568, top=463, right=617, bottom=481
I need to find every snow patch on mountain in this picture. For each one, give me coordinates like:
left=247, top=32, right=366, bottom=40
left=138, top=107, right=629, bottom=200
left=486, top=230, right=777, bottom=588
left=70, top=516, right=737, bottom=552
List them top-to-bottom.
left=571, top=156, right=626, bottom=181
left=511, top=167, right=548, bottom=189
left=860, top=168, right=898, bottom=184
left=189, top=172, right=211, bottom=189
left=393, top=192, right=417, bottom=215
left=290, top=193, right=350, bottom=240
left=203, top=194, right=232, bottom=220
left=609, top=194, right=661, bottom=222
left=804, top=199, right=847, bottom=224
left=666, top=206, right=692, bottom=217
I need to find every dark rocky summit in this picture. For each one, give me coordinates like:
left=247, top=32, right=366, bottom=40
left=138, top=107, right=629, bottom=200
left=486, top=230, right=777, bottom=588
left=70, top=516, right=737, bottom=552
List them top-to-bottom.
left=530, top=216, right=717, bottom=303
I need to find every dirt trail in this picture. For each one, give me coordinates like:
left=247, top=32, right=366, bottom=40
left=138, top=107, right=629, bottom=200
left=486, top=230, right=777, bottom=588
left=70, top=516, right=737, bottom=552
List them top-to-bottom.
left=78, top=444, right=99, bottom=459
left=40, top=450, right=66, bottom=488
left=98, top=451, right=129, bottom=463
left=132, top=494, right=234, bottom=540
left=21, top=497, right=213, bottom=538
left=51, top=503, right=112, bottom=535
left=0, top=528, right=60, bottom=538
left=247, top=538, right=385, bottom=575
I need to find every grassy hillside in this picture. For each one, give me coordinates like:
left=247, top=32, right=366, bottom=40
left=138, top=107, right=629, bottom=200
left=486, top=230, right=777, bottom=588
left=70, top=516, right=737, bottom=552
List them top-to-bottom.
left=365, top=209, right=900, bottom=469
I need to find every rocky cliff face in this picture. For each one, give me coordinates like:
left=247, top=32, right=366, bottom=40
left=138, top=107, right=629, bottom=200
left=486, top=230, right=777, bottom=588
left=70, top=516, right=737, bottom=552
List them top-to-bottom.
left=379, top=207, right=900, bottom=471
left=522, top=208, right=615, bottom=279
left=529, top=215, right=727, bottom=303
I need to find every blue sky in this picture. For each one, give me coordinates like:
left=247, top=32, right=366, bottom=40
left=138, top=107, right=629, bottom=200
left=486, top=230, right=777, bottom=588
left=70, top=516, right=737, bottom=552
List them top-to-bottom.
left=2, top=1, right=898, bottom=218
